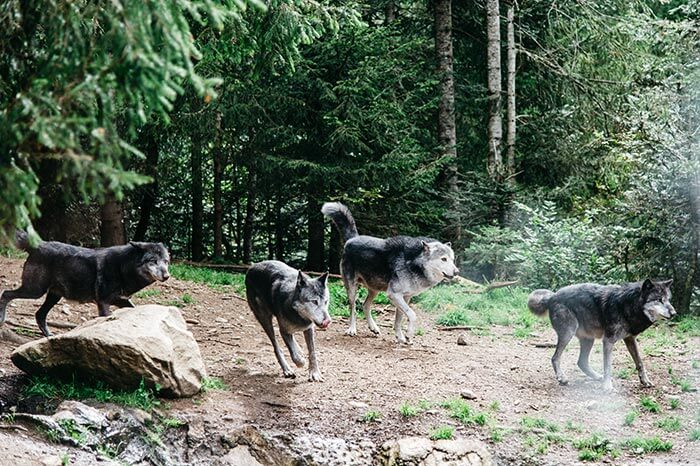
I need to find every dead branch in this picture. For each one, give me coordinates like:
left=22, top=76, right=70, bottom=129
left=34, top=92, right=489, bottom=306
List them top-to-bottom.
left=437, top=325, right=487, bottom=331
left=532, top=342, right=557, bottom=348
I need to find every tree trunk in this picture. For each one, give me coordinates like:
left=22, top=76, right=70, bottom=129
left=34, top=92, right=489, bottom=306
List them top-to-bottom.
left=435, top=0, right=460, bottom=245
left=486, top=0, right=503, bottom=180
left=505, top=1, right=516, bottom=181
left=385, top=2, right=396, bottom=24
left=133, top=129, right=159, bottom=241
left=191, top=137, right=204, bottom=261
left=213, top=148, right=224, bottom=260
left=242, top=167, right=256, bottom=264
left=100, top=193, right=126, bottom=246
left=274, top=194, right=285, bottom=261
left=306, top=195, right=325, bottom=272
left=328, top=225, right=341, bottom=275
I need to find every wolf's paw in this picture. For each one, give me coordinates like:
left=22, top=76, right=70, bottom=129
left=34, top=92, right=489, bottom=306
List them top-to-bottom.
left=368, top=325, right=381, bottom=336
left=345, top=327, right=357, bottom=336
left=283, top=370, right=297, bottom=379
left=308, top=370, right=323, bottom=382
left=557, top=378, right=569, bottom=386
left=640, top=379, right=653, bottom=388
left=601, top=381, right=614, bottom=392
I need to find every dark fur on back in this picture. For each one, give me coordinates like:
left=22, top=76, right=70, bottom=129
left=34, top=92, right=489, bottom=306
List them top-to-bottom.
left=0, top=237, right=170, bottom=337
left=527, top=280, right=675, bottom=389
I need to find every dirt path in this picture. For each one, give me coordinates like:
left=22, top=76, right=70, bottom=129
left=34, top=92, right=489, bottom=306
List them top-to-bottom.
left=1, top=257, right=698, bottom=465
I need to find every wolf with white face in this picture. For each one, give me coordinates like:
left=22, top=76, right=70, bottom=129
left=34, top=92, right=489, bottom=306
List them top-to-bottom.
left=322, top=202, right=459, bottom=344
left=131, top=242, right=171, bottom=283
left=246, top=261, right=331, bottom=382
left=641, top=279, right=676, bottom=322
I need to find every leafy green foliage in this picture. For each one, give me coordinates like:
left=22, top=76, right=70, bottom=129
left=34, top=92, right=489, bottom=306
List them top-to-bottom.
left=24, top=376, right=160, bottom=411
left=200, top=377, right=227, bottom=393
left=640, top=396, right=661, bottom=413
left=441, top=398, right=489, bottom=426
left=361, top=410, right=381, bottom=423
left=429, top=425, right=455, bottom=440
left=573, top=433, right=614, bottom=462
left=621, top=436, right=673, bottom=454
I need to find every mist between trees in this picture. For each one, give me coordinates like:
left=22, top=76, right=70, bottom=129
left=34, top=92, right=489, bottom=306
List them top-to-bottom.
left=1, top=1, right=698, bottom=314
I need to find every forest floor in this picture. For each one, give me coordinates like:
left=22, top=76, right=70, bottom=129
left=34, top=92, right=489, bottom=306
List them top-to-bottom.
left=0, top=256, right=699, bottom=465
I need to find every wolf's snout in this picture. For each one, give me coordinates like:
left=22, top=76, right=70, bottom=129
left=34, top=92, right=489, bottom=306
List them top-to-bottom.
left=161, top=272, right=170, bottom=281
left=320, top=317, right=331, bottom=329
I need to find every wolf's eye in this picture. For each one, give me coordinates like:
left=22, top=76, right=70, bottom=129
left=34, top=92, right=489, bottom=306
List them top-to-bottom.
left=441, top=257, right=448, bottom=262
left=312, top=299, right=319, bottom=306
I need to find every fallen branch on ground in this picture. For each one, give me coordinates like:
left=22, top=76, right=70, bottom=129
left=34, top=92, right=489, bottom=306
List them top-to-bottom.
left=179, top=260, right=342, bottom=279
left=453, top=276, right=520, bottom=293
left=437, top=325, right=487, bottom=331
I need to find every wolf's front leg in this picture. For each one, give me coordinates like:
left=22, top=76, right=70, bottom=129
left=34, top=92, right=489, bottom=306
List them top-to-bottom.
left=387, top=291, right=416, bottom=344
left=304, top=327, right=323, bottom=382
left=281, top=331, right=307, bottom=368
left=624, top=336, right=652, bottom=387
left=601, top=337, right=615, bottom=391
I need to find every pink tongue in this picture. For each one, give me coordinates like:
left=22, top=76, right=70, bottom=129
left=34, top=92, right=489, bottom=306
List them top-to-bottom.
left=321, top=318, right=331, bottom=328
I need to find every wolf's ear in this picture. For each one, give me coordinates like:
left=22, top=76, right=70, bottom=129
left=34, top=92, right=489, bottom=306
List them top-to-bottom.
left=421, top=240, right=430, bottom=253
left=129, top=241, right=144, bottom=251
left=444, top=242, right=452, bottom=248
left=296, top=270, right=308, bottom=288
left=318, top=272, right=329, bottom=286
left=642, top=279, right=654, bottom=294
left=661, top=279, right=673, bottom=288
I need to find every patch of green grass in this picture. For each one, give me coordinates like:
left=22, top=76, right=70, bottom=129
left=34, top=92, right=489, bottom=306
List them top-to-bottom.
left=0, top=247, right=27, bottom=259
left=169, top=263, right=246, bottom=293
left=326, top=280, right=391, bottom=318
left=419, top=286, right=535, bottom=333
left=133, top=289, right=163, bottom=299
left=181, top=293, right=195, bottom=304
left=675, top=315, right=700, bottom=336
left=13, top=326, right=38, bottom=336
left=415, top=327, right=425, bottom=336
left=691, top=360, right=699, bottom=369
left=616, top=367, right=632, bottom=380
left=669, top=367, right=694, bottom=392
left=23, top=376, right=160, bottom=411
left=201, top=377, right=227, bottom=393
left=640, top=396, right=661, bottom=413
left=441, top=398, right=489, bottom=426
left=669, top=398, right=681, bottom=410
left=398, top=401, right=428, bottom=418
left=488, top=401, right=500, bottom=412
left=361, top=410, right=381, bottom=423
left=623, top=411, right=638, bottom=426
left=1, top=413, right=16, bottom=424
left=657, top=416, right=682, bottom=432
left=161, top=417, right=185, bottom=428
left=521, top=417, right=559, bottom=433
left=58, top=418, right=88, bottom=446
left=565, top=420, right=583, bottom=432
left=429, top=425, right=454, bottom=440
left=490, top=427, right=507, bottom=442
left=689, top=429, right=700, bottom=441
left=573, top=433, right=614, bottom=462
left=524, top=434, right=549, bottom=455
left=621, top=436, right=673, bottom=454
left=96, top=443, right=118, bottom=460
left=61, top=453, right=70, bottom=466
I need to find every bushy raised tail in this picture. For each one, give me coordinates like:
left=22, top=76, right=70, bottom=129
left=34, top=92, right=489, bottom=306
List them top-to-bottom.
left=321, top=202, right=358, bottom=243
left=528, top=289, right=554, bottom=317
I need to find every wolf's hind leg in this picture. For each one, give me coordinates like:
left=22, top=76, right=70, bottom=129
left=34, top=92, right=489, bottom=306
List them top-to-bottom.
left=344, top=278, right=358, bottom=336
left=1, top=280, right=50, bottom=325
left=363, top=289, right=380, bottom=335
left=387, top=291, right=416, bottom=344
left=35, top=292, right=61, bottom=338
left=549, top=305, right=577, bottom=385
left=281, top=332, right=306, bottom=368
left=624, top=336, right=651, bottom=387
left=577, top=337, right=602, bottom=380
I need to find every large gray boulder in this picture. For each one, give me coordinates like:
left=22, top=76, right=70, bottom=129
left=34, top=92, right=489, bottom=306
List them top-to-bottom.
left=11, top=305, right=206, bottom=397
left=378, top=436, right=494, bottom=466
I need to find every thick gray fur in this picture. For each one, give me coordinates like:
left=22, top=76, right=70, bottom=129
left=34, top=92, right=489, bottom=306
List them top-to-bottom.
left=322, top=202, right=459, bottom=344
left=0, top=232, right=170, bottom=337
left=245, top=260, right=331, bottom=382
left=528, top=279, right=676, bottom=391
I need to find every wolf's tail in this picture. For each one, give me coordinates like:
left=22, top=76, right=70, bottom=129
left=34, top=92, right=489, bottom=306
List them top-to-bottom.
left=321, top=202, right=358, bottom=243
left=14, top=230, right=31, bottom=251
left=527, top=289, right=554, bottom=317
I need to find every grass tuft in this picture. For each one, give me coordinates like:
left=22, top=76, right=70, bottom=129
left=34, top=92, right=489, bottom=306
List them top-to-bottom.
left=200, top=377, right=227, bottom=393
left=640, top=396, right=661, bottom=413
left=429, top=425, right=455, bottom=440
left=621, top=436, right=673, bottom=454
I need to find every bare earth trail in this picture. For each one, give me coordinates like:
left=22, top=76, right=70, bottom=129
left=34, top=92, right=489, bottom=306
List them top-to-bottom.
left=0, top=257, right=698, bottom=465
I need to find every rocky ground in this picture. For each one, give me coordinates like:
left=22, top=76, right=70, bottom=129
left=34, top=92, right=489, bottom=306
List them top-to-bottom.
left=0, top=257, right=699, bottom=465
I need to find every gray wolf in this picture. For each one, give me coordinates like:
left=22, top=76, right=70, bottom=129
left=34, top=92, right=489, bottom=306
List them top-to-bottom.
left=322, top=202, right=459, bottom=344
left=0, top=231, right=170, bottom=337
left=245, top=260, right=331, bottom=382
left=528, top=279, right=675, bottom=391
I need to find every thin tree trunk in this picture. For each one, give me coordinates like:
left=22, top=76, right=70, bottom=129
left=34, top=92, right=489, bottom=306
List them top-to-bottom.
left=435, top=0, right=460, bottom=245
left=487, top=0, right=503, bottom=180
left=385, top=1, right=396, bottom=24
left=505, top=1, right=516, bottom=180
left=212, top=114, right=224, bottom=261
left=133, top=129, right=159, bottom=241
left=191, top=138, right=204, bottom=261
left=242, top=167, right=256, bottom=264
left=100, top=193, right=126, bottom=246
left=274, top=194, right=284, bottom=261
left=306, top=195, right=325, bottom=272
left=328, top=225, right=341, bottom=275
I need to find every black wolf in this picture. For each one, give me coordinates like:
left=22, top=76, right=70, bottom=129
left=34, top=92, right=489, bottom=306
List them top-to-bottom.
left=322, top=202, right=459, bottom=344
left=0, top=232, right=170, bottom=337
left=245, top=260, right=331, bottom=382
left=528, top=279, right=675, bottom=390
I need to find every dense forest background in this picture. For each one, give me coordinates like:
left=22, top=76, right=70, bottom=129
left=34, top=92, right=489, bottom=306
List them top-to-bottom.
left=1, top=0, right=699, bottom=313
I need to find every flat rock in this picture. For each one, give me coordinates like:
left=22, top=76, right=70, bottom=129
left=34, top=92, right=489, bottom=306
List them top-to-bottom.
left=379, top=437, right=493, bottom=466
